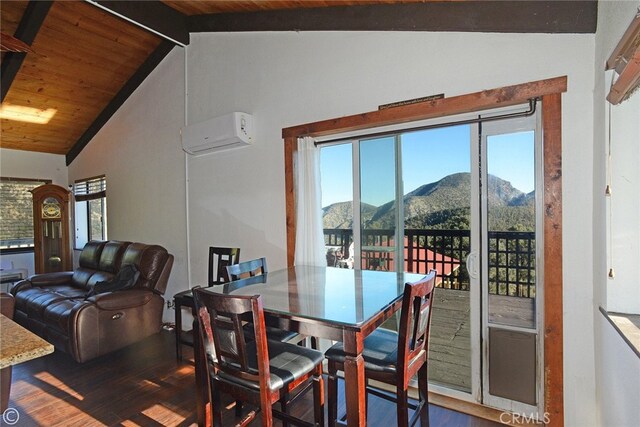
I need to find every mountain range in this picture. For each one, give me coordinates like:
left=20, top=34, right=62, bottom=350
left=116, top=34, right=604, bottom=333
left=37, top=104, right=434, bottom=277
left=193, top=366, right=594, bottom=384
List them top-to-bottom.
left=322, top=172, right=535, bottom=231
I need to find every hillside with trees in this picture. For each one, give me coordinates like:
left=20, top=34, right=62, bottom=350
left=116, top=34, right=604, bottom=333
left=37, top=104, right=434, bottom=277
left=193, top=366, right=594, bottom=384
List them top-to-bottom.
left=323, top=173, right=535, bottom=232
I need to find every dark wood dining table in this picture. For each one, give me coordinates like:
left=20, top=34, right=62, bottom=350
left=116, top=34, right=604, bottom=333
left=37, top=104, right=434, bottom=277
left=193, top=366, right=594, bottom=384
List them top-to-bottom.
left=192, top=265, right=424, bottom=427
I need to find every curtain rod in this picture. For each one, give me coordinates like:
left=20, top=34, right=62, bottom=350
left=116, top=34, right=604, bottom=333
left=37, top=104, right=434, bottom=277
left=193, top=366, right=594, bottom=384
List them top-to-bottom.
left=315, top=98, right=538, bottom=146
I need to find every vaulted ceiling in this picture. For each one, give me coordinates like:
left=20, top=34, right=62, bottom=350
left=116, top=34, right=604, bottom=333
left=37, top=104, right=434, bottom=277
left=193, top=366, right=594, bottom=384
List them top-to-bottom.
left=0, top=1, right=598, bottom=165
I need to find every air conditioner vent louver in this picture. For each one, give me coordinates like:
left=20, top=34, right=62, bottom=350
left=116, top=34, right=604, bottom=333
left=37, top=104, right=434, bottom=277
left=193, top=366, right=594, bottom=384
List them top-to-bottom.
left=181, top=112, right=253, bottom=155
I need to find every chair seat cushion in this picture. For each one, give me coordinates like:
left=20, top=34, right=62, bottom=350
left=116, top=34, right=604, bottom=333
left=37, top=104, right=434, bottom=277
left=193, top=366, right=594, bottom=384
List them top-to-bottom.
left=243, top=323, right=299, bottom=343
left=325, top=328, right=399, bottom=374
left=217, top=339, right=323, bottom=392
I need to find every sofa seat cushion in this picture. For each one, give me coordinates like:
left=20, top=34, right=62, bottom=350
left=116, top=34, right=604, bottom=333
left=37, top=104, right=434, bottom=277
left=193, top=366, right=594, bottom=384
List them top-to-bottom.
left=16, top=287, right=85, bottom=320
left=42, top=298, right=85, bottom=333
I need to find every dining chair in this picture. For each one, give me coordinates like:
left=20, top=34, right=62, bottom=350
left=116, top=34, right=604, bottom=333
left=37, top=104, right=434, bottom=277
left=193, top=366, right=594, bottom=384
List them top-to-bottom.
left=174, top=247, right=240, bottom=360
left=208, top=247, right=241, bottom=287
left=225, top=257, right=299, bottom=342
left=226, top=257, right=268, bottom=280
left=227, top=258, right=317, bottom=352
left=325, top=270, right=437, bottom=427
left=192, top=287, right=325, bottom=427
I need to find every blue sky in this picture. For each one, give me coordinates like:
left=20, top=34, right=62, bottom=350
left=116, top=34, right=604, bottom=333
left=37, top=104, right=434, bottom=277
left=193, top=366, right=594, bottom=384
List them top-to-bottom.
left=320, top=126, right=535, bottom=208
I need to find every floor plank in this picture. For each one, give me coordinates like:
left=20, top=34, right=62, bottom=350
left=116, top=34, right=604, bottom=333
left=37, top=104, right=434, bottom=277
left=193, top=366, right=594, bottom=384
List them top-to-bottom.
left=5, top=330, right=501, bottom=426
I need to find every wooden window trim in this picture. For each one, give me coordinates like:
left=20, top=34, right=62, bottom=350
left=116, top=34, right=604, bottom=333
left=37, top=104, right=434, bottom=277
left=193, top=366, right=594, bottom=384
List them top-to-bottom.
left=606, top=11, right=640, bottom=105
left=281, top=76, right=566, bottom=426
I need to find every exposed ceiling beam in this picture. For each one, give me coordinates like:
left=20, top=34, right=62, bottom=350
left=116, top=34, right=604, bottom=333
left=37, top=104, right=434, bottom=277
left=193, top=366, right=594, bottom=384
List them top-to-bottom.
left=87, top=0, right=189, bottom=46
left=1, top=1, right=53, bottom=103
left=188, top=1, right=597, bottom=34
left=66, top=40, right=175, bottom=165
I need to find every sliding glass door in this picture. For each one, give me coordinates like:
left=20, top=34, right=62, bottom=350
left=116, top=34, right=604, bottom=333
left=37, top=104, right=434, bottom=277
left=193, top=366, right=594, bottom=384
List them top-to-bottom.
left=319, top=105, right=542, bottom=414
left=481, top=115, right=543, bottom=414
left=321, top=123, right=479, bottom=396
left=400, top=125, right=478, bottom=395
left=358, top=136, right=400, bottom=273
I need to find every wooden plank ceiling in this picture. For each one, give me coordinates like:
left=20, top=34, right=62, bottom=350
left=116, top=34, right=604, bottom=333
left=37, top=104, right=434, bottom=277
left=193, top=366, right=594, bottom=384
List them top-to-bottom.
left=0, top=1, right=598, bottom=164
left=0, top=1, right=161, bottom=155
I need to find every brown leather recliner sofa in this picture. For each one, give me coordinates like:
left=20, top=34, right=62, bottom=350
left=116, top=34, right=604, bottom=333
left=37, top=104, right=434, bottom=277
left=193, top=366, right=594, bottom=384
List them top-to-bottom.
left=10, top=240, right=173, bottom=363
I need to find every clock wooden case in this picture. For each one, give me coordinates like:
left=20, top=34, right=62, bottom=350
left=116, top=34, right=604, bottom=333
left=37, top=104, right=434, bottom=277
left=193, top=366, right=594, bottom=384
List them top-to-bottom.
left=31, top=184, right=73, bottom=274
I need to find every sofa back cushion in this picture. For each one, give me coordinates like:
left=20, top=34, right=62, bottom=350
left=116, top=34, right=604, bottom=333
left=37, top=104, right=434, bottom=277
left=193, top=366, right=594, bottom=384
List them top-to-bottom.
left=71, top=241, right=106, bottom=289
left=78, top=241, right=105, bottom=269
left=98, top=241, right=130, bottom=273
left=121, top=243, right=169, bottom=292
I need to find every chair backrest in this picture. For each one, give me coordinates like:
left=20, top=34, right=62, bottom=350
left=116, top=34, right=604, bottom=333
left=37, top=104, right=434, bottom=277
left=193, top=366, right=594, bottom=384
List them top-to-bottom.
left=208, top=247, right=241, bottom=286
left=226, top=257, right=267, bottom=281
left=397, top=270, right=437, bottom=388
left=192, top=287, right=271, bottom=390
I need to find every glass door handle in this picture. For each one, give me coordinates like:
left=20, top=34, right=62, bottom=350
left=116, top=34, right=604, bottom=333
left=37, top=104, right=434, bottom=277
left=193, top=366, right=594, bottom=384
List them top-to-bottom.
left=466, top=251, right=479, bottom=279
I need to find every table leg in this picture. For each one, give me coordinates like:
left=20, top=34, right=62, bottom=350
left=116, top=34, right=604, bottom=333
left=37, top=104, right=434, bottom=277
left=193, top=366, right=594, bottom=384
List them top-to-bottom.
left=175, top=300, right=182, bottom=360
left=193, top=321, right=211, bottom=427
left=343, top=332, right=366, bottom=427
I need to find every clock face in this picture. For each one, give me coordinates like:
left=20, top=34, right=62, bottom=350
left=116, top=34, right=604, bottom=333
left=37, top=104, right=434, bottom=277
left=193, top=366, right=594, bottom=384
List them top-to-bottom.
left=42, top=200, right=61, bottom=219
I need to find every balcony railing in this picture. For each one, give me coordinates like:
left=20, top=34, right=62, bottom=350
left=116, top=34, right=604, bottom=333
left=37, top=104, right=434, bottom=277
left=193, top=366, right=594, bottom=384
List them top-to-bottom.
left=324, top=228, right=536, bottom=298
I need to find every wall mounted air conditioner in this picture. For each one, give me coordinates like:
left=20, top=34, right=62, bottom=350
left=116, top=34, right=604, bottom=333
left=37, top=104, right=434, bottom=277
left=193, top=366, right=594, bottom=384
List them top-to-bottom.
left=181, top=112, right=254, bottom=155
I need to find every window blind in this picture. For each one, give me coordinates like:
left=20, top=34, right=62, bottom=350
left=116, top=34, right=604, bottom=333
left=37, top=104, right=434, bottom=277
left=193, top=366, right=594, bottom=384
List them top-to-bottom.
left=74, top=176, right=106, bottom=202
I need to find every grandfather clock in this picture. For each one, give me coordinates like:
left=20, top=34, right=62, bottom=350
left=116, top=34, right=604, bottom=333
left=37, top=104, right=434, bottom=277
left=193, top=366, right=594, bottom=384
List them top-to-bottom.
left=31, top=184, right=73, bottom=274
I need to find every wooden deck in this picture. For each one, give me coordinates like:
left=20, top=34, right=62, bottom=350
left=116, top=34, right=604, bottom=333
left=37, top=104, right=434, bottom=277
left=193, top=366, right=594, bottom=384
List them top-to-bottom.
left=426, top=289, right=536, bottom=392
left=428, top=289, right=472, bottom=391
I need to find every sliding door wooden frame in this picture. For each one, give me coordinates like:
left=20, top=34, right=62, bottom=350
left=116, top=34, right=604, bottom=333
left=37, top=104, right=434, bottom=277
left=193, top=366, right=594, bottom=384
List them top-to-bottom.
left=282, top=76, right=566, bottom=426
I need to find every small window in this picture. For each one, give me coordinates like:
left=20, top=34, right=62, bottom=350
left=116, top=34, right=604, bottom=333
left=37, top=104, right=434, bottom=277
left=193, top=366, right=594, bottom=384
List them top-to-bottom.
left=73, top=176, right=107, bottom=249
left=0, top=177, right=51, bottom=252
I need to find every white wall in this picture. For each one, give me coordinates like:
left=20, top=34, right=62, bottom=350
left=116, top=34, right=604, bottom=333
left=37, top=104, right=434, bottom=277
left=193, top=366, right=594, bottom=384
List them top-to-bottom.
left=593, top=1, right=640, bottom=315
left=593, top=2, right=640, bottom=426
left=185, top=31, right=597, bottom=425
left=67, top=47, right=188, bottom=321
left=607, top=92, right=640, bottom=313
left=0, top=148, right=68, bottom=276
left=0, top=148, right=68, bottom=185
left=596, top=314, right=640, bottom=427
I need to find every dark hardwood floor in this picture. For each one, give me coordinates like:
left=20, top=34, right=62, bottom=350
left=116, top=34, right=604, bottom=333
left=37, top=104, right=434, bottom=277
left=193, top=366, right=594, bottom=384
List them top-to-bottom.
left=5, top=331, right=501, bottom=426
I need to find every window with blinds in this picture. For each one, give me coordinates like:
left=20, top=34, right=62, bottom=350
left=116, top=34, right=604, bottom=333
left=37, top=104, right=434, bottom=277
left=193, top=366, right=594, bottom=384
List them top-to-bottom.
left=73, top=176, right=107, bottom=249
left=73, top=176, right=106, bottom=201
left=0, top=177, right=50, bottom=251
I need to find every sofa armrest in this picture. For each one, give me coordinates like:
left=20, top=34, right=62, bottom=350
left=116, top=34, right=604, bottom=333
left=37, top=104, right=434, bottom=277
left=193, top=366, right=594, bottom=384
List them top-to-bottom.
left=10, top=271, right=74, bottom=295
left=29, top=272, right=74, bottom=286
left=88, top=289, right=154, bottom=310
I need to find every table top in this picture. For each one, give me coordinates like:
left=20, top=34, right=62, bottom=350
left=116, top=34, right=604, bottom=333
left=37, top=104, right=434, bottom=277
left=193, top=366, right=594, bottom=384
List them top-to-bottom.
left=202, top=265, right=424, bottom=328
left=0, top=314, right=54, bottom=369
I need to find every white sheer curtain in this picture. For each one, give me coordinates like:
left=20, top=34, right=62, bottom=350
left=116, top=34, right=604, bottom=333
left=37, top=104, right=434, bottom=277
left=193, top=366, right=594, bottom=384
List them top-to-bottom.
left=294, top=136, right=326, bottom=266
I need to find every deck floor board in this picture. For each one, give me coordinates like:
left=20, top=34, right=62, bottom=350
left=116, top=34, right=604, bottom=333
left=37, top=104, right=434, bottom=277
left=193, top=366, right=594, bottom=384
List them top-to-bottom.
left=427, top=289, right=535, bottom=391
